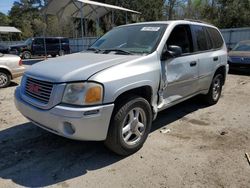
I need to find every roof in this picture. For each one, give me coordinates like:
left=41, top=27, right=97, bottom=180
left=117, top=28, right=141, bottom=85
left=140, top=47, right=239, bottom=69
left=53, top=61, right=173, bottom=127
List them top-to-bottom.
left=43, top=0, right=141, bottom=20
left=117, top=20, right=216, bottom=28
left=0, top=26, right=21, bottom=33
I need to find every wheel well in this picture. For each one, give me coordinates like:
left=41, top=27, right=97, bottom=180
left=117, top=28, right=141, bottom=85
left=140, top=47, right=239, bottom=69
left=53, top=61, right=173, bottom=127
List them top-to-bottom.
left=214, top=66, right=226, bottom=85
left=0, top=68, right=12, bottom=79
left=114, top=86, right=153, bottom=106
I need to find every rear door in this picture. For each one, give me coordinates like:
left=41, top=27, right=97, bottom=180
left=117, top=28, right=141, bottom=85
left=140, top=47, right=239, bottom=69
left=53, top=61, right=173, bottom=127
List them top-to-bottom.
left=161, top=24, right=199, bottom=104
left=191, top=25, right=223, bottom=91
left=46, top=38, right=59, bottom=54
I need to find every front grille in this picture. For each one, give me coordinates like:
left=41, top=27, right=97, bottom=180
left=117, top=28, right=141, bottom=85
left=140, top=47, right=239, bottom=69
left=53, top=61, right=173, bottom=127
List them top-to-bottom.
left=25, top=77, right=53, bottom=104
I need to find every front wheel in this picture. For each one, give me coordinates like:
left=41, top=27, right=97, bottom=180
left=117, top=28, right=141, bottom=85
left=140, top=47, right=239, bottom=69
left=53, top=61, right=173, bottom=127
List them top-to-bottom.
left=204, top=74, right=223, bottom=105
left=105, top=96, right=152, bottom=156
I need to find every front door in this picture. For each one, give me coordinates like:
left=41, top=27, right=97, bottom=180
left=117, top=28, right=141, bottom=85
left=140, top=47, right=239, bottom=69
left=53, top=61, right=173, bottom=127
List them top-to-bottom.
left=160, top=24, right=199, bottom=106
left=32, top=38, right=45, bottom=55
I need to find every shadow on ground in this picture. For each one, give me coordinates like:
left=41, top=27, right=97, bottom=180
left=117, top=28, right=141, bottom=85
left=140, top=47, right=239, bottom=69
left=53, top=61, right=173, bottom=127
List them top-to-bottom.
left=229, top=67, right=250, bottom=76
left=8, top=82, right=18, bottom=88
left=0, top=97, right=207, bottom=187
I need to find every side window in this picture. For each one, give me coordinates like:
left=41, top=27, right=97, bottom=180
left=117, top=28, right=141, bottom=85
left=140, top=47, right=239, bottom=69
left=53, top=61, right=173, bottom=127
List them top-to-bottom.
left=167, top=25, right=194, bottom=54
left=192, top=25, right=209, bottom=52
left=204, top=27, right=213, bottom=50
left=207, top=27, right=224, bottom=49
left=33, top=38, right=44, bottom=45
left=46, top=38, right=59, bottom=44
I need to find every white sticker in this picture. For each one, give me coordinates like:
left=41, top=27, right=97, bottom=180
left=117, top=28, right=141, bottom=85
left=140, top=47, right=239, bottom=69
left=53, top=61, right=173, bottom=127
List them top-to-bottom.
left=141, top=27, right=161, bottom=32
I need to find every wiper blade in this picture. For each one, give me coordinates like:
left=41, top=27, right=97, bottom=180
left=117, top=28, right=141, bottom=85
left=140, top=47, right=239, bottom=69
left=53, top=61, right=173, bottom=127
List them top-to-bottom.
left=87, top=47, right=101, bottom=53
left=103, top=49, right=133, bottom=55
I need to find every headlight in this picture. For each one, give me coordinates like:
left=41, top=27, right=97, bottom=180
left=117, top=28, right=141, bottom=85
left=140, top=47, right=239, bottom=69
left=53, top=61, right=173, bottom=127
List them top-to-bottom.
left=62, top=82, right=103, bottom=106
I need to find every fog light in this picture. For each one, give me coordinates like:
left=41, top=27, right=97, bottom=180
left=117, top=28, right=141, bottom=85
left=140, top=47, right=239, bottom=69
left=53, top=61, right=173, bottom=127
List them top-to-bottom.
left=63, top=122, right=75, bottom=135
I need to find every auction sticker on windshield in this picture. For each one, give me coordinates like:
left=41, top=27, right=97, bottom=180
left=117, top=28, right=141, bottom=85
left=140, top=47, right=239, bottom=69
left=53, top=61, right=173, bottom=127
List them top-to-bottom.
left=141, top=27, right=161, bottom=31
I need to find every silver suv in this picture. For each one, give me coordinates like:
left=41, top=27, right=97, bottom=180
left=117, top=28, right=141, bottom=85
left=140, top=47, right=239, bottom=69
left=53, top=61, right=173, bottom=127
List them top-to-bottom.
left=15, top=20, right=228, bottom=155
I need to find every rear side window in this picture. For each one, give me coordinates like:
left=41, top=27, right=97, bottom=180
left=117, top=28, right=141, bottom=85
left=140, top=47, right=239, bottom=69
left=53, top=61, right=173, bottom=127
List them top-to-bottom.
left=192, top=25, right=209, bottom=51
left=207, top=27, right=224, bottom=49
left=46, top=38, right=59, bottom=44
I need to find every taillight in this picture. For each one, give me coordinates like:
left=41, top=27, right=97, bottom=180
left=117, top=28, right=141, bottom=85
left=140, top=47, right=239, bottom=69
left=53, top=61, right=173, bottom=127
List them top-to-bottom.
left=19, top=58, right=23, bottom=66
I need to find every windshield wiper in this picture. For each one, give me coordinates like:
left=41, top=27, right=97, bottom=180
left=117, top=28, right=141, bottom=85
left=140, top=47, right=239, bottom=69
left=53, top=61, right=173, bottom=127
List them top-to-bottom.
left=87, top=47, right=101, bottom=53
left=102, top=49, right=133, bottom=55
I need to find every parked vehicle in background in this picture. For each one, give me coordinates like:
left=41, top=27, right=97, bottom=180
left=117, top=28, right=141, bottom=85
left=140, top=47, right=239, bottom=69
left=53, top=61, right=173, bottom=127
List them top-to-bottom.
left=15, top=20, right=228, bottom=155
left=9, top=37, right=70, bottom=59
left=228, top=40, right=250, bottom=69
left=0, top=44, right=9, bottom=54
left=0, top=53, right=25, bottom=88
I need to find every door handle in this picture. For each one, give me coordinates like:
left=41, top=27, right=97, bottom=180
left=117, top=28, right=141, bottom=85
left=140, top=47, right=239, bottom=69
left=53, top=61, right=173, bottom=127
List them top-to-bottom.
left=213, top=56, right=219, bottom=61
left=190, top=61, right=197, bottom=67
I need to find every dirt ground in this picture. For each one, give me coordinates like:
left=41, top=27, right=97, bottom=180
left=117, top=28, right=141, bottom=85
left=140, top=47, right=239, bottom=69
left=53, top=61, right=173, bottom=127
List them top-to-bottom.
left=0, top=70, right=250, bottom=188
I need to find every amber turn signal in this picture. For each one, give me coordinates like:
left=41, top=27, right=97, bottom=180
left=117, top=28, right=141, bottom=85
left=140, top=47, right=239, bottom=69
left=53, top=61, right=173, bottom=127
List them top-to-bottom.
left=85, top=86, right=103, bottom=104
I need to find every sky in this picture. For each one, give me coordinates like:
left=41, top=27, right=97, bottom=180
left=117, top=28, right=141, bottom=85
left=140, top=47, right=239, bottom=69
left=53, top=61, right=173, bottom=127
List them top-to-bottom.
left=0, top=0, right=16, bottom=15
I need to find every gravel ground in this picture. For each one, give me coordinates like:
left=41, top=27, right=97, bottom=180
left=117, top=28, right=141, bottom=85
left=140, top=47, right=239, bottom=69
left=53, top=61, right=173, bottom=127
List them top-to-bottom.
left=0, top=71, right=250, bottom=188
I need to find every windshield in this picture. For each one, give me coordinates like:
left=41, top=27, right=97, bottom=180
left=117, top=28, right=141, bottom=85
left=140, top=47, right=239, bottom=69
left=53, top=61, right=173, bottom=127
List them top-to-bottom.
left=91, top=24, right=167, bottom=54
left=24, top=38, right=32, bottom=45
left=232, top=42, right=250, bottom=52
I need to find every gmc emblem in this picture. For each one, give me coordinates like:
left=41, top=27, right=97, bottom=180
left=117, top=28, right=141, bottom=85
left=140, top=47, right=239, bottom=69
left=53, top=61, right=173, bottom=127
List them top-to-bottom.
left=28, top=83, right=40, bottom=94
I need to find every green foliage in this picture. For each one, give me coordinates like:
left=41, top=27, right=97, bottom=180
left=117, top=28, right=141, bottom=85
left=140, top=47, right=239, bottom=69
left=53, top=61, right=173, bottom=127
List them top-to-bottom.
left=9, top=0, right=44, bottom=38
left=216, top=0, right=250, bottom=28
left=0, top=12, right=11, bottom=26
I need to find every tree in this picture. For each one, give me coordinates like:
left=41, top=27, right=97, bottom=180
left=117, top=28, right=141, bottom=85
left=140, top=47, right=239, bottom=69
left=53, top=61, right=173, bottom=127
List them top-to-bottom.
left=9, top=0, right=44, bottom=38
left=216, top=0, right=250, bottom=28
left=0, top=12, right=11, bottom=26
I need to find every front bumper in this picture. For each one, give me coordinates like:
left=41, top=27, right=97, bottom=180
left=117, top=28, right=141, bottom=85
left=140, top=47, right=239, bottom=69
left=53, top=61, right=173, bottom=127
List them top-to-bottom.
left=228, top=61, right=250, bottom=68
left=14, top=87, right=114, bottom=141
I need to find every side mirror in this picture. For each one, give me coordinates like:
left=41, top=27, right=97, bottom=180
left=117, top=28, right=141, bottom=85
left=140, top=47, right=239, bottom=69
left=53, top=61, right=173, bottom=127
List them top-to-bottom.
left=161, top=45, right=182, bottom=61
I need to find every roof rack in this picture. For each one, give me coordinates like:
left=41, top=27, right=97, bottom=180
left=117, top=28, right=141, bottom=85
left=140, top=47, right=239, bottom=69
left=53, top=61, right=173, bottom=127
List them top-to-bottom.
left=183, top=19, right=212, bottom=25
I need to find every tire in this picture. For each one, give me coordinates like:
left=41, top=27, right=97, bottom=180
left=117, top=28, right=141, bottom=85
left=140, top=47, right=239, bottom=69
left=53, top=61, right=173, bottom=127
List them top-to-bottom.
left=58, top=50, right=65, bottom=56
left=22, top=51, right=31, bottom=59
left=51, top=54, right=57, bottom=57
left=0, top=71, right=11, bottom=88
left=204, top=74, right=223, bottom=105
left=105, top=96, right=152, bottom=156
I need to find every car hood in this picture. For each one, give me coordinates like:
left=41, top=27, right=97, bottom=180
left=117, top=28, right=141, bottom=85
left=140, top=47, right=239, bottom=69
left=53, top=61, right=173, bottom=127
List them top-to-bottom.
left=228, top=51, right=250, bottom=57
left=25, top=52, right=142, bottom=83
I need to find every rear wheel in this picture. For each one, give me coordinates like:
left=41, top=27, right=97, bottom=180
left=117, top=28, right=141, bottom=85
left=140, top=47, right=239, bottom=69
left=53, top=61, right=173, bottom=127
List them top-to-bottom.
left=58, top=50, right=65, bottom=56
left=22, top=51, right=31, bottom=59
left=0, top=71, right=11, bottom=88
left=204, top=74, right=223, bottom=105
left=105, top=96, right=152, bottom=156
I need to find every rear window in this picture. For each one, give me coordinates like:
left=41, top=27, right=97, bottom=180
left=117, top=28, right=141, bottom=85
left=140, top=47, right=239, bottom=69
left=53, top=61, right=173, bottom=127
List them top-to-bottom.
left=207, top=27, right=224, bottom=49
left=61, top=38, right=69, bottom=43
